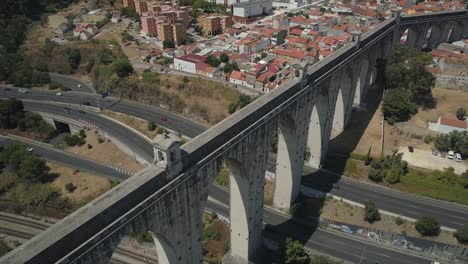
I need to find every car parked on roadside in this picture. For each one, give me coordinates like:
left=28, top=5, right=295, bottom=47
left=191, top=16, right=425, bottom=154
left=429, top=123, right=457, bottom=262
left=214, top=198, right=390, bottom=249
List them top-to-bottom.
left=18, top=88, right=29, bottom=94
left=432, top=149, right=438, bottom=156
left=448, top=150, right=455, bottom=160
left=455, top=153, right=462, bottom=162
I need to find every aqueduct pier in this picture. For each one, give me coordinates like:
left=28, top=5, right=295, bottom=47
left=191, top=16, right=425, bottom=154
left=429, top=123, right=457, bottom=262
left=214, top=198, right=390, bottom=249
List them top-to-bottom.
left=2, top=10, right=468, bottom=264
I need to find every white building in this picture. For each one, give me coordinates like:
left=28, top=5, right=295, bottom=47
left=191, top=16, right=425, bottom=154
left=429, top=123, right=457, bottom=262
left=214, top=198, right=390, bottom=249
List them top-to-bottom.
left=233, top=0, right=273, bottom=18
left=173, top=54, right=207, bottom=74
left=229, top=70, right=250, bottom=86
left=428, top=116, right=468, bottom=134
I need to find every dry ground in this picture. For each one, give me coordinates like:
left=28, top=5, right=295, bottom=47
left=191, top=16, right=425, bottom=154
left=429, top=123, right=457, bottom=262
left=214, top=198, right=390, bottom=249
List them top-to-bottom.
left=331, top=88, right=468, bottom=159
left=102, top=110, right=159, bottom=139
left=64, top=129, right=144, bottom=172
left=48, top=161, right=110, bottom=203
left=264, top=179, right=274, bottom=206
left=319, top=197, right=462, bottom=246
left=203, top=212, right=230, bottom=261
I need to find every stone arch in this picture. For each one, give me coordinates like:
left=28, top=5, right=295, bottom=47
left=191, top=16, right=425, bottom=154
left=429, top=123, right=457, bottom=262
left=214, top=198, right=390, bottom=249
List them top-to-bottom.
left=448, top=22, right=464, bottom=42
left=427, top=24, right=442, bottom=50
left=405, top=27, right=418, bottom=48
left=354, top=57, right=370, bottom=106
left=331, top=88, right=344, bottom=137
left=305, top=105, right=322, bottom=168
left=273, top=111, right=303, bottom=209
left=225, top=158, right=251, bottom=259
left=150, top=231, right=178, bottom=264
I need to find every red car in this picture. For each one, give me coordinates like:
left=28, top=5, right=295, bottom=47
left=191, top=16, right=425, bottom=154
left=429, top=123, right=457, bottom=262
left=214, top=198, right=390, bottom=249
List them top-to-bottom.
left=160, top=116, right=168, bottom=121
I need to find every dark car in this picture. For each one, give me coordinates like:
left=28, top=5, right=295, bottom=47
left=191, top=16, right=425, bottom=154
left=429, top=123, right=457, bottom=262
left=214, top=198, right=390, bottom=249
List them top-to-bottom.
left=4, top=87, right=11, bottom=91
left=82, top=101, right=91, bottom=106
left=160, top=116, right=168, bottom=121
left=408, top=146, right=414, bottom=153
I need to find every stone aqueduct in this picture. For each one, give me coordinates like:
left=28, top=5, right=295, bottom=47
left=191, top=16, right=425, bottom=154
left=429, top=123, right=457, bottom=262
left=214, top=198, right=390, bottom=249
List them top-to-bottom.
left=2, top=10, right=468, bottom=264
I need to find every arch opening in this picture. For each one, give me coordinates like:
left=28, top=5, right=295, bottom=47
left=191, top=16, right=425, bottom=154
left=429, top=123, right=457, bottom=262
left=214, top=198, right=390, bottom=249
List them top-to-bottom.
left=427, top=24, right=442, bottom=50
left=355, top=58, right=369, bottom=106
left=331, top=88, right=345, bottom=139
left=305, top=106, right=322, bottom=168
left=273, top=112, right=301, bottom=209
left=225, top=158, right=250, bottom=259
left=150, top=232, right=177, bottom=264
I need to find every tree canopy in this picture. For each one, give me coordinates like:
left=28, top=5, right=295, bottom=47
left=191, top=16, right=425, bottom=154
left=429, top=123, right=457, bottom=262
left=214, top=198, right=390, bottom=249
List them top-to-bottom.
left=383, top=45, right=436, bottom=124
left=434, top=131, right=468, bottom=158
left=368, top=151, right=408, bottom=184
left=415, top=215, right=440, bottom=236
left=283, top=238, right=311, bottom=264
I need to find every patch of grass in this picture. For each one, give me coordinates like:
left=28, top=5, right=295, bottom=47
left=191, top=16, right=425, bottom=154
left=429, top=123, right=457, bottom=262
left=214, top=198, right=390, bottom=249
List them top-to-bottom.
left=344, top=158, right=358, bottom=175
left=215, top=166, right=229, bottom=187
left=395, top=168, right=468, bottom=205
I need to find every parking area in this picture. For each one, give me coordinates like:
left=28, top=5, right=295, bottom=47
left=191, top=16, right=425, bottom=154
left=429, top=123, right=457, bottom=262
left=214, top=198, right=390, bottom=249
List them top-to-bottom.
left=398, top=146, right=467, bottom=174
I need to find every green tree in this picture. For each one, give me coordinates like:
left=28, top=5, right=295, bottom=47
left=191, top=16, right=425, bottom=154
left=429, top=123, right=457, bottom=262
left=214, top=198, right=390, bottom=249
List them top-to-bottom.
left=162, top=40, right=175, bottom=49
left=383, top=45, right=436, bottom=122
left=67, top=48, right=81, bottom=70
left=220, top=52, right=229, bottom=62
left=205, top=54, right=221, bottom=67
left=113, top=58, right=134, bottom=78
left=223, top=62, right=239, bottom=73
left=382, top=88, right=417, bottom=125
left=456, top=107, right=466, bottom=121
left=148, top=121, right=156, bottom=131
left=364, top=147, right=372, bottom=166
left=18, top=155, right=49, bottom=182
left=215, top=166, right=229, bottom=186
left=364, top=200, right=381, bottom=223
left=415, top=216, right=440, bottom=236
left=454, top=224, right=468, bottom=244
left=283, top=238, right=310, bottom=264
left=0, top=239, right=10, bottom=257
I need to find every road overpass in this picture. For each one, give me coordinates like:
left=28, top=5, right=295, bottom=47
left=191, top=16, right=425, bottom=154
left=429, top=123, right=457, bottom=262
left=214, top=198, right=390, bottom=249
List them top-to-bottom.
left=2, top=10, right=468, bottom=264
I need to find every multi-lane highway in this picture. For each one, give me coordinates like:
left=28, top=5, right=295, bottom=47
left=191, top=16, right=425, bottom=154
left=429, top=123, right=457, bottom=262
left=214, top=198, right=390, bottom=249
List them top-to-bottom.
left=0, top=88, right=207, bottom=138
left=1, top=88, right=467, bottom=230
left=22, top=100, right=154, bottom=162
left=0, top=136, right=131, bottom=181
left=0, top=137, right=433, bottom=264
left=302, top=167, right=468, bottom=230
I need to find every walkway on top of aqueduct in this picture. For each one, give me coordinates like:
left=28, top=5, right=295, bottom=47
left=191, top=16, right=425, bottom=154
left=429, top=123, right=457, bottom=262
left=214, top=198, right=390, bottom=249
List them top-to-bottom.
left=2, top=9, right=468, bottom=264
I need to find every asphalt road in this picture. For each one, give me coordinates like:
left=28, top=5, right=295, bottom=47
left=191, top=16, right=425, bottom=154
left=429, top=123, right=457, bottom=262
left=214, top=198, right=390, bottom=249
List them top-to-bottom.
left=49, top=73, right=94, bottom=93
left=0, top=88, right=207, bottom=138
left=3, top=89, right=467, bottom=230
left=21, top=100, right=154, bottom=162
left=0, top=136, right=130, bottom=181
left=0, top=136, right=430, bottom=264
left=301, top=166, right=468, bottom=230
left=207, top=186, right=430, bottom=264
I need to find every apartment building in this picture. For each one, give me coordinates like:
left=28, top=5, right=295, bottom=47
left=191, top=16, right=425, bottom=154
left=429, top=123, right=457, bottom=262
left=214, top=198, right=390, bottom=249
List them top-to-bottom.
left=198, top=15, right=233, bottom=36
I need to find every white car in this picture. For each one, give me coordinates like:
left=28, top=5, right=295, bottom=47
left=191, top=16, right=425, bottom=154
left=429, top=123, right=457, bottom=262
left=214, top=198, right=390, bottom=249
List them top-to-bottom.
left=77, top=84, right=82, bottom=88
left=18, top=88, right=29, bottom=94
left=56, top=92, right=62, bottom=96
left=27, top=147, right=34, bottom=152
left=447, top=150, right=455, bottom=160
left=455, top=153, right=462, bottom=162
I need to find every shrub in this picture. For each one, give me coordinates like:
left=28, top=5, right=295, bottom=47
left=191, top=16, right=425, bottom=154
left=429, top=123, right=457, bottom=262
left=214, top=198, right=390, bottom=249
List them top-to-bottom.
left=228, top=103, right=237, bottom=114
left=456, top=107, right=466, bottom=121
left=148, top=121, right=156, bottom=131
left=156, top=127, right=165, bottom=134
left=79, top=129, right=87, bottom=139
left=424, top=134, right=432, bottom=144
left=64, top=135, right=85, bottom=146
left=97, top=137, right=105, bottom=143
left=87, top=144, right=93, bottom=149
left=215, top=166, right=229, bottom=186
left=65, top=182, right=75, bottom=192
left=364, top=200, right=381, bottom=223
left=415, top=216, right=440, bottom=236
left=395, top=217, right=404, bottom=226
left=454, top=224, right=468, bottom=244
